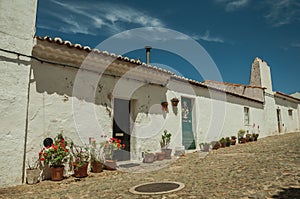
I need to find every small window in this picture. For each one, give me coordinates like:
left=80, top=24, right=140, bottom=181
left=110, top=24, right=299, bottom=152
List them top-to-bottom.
left=244, top=107, right=250, bottom=125
left=288, top=109, right=293, bottom=118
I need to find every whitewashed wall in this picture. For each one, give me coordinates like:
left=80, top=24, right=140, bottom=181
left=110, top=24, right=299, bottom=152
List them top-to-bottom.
left=0, top=0, right=37, bottom=188
left=274, top=97, right=300, bottom=133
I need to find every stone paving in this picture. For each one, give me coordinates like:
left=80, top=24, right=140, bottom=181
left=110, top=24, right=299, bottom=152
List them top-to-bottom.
left=0, top=132, right=299, bottom=198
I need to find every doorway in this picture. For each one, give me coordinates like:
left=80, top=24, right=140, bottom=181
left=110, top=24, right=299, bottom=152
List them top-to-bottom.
left=181, top=97, right=196, bottom=150
left=113, top=98, right=130, bottom=161
left=277, top=109, right=282, bottom=133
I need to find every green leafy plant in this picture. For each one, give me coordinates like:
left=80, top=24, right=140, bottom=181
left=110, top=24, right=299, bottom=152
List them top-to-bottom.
left=238, top=129, right=246, bottom=138
left=160, top=130, right=172, bottom=149
left=39, top=132, right=70, bottom=167
left=101, top=137, right=125, bottom=160
left=90, top=139, right=104, bottom=163
left=70, top=144, right=90, bottom=169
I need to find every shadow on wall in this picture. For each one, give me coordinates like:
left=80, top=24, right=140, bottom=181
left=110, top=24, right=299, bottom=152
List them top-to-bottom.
left=31, top=60, right=168, bottom=117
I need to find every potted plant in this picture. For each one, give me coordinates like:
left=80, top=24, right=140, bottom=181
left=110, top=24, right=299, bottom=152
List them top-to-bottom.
left=170, top=98, right=180, bottom=107
left=160, top=129, right=172, bottom=159
left=238, top=129, right=246, bottom=144
left=39, top=132, right=70, bottom=181
left=245, top=133, right=252, bottom=142
left=253, top=133, right=259, bottom=141
left=231, top=136, right=237, bottom=145
left=101, top=137, right=125, bottom=170
left=219, top=137, right=226, bottom=148
left=225, top=137, right=231, bottom=147
left=90, top=139, right=104, bottom=173
left=211, top=141, right=220, bottom=150
left=199, top=143, right=210, bottom=152
left=70, top=144, right=90, bottom=178
left=143, top=151, right=155, bottom=163
left=156, top=151, right=165, bottom=160
left=26, top=158, right=41, bottom=185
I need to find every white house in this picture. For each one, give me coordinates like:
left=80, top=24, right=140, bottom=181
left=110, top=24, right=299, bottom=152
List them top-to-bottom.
left=0, top=1, right=299, bottom=188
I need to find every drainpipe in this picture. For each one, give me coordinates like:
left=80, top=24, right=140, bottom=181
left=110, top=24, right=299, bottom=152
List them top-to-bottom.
left=144, top=46, right=152, bottom=65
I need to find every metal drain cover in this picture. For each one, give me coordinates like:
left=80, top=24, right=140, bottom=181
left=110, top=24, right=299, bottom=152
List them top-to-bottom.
left=129, top=181, right=185, bottom=195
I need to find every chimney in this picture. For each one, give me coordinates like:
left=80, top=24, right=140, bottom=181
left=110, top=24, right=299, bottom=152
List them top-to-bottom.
left=144, top=46, right=152, bottom=65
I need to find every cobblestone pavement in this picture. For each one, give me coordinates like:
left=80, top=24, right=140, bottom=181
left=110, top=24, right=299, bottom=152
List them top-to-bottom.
left=0, top=132, right=299, bottom=199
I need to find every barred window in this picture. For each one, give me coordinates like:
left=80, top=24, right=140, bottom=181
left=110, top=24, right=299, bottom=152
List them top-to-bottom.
left=244, top=107, right=249, bottom=125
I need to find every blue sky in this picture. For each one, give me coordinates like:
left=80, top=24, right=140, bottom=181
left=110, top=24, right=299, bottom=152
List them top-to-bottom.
left=36, top=0, right=300, bottom=94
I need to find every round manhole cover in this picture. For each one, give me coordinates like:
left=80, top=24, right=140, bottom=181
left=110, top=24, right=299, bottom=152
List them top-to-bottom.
left=129, top=181, right=185, bottom=195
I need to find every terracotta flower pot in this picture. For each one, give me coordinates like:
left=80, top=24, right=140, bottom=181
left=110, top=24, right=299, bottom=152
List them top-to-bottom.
left=171, top=98, right=179, bottom=106
left=231, top=140, right=236, bottom=145
left=161, top=148, right=172, bottom=159
left=156, top=152, right=165, bottom=161
left=143, top=153, right=155, bottom=163
left=105, top=160, right=117, bottom=170
left=91, top=161, right=103, bottom=173
left=73, top=162, right=88, bottom=178
left=50, top=166, right=64, bottom=181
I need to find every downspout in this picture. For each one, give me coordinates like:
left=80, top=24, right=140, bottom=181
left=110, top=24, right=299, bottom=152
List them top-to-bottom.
left=22, top=65, right=32, bottom=183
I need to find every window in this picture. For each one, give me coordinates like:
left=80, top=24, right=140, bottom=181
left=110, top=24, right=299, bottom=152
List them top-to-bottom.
left=244, top=107, right=250, bottom=125
left=288, top=109, right=293, bottom=118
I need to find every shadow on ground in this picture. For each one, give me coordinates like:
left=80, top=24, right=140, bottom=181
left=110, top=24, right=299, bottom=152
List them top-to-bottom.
left=271, top=187, right=300, bottom=198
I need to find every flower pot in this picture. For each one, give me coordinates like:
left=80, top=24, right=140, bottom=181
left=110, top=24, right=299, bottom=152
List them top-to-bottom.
left=171, top=98, right=179, bottom=106
left=161, top=102, right=168, bottom=111
left=240, top=138, right=246, bottom=144
left=231, top=140, right=236, bottom=145
left=225, top=141, right=231, bottom=147
left=212, top=142, right=220, bottom=150
left=220, top=142, right=226, bottom=148
left=200, top=144, right=210, bottom=152
left=162, top=148, right=172, bottom=159
left=156, top=152, right=165, bottom=161
left=143, top=153, right=155, bottom=163
left=104, top=160, right=117, bottom=170
left=91, top=161, right=103, bottom=173
left=73, top=162, right=88, bottom=178
left=50, top=166, right=64, bottom=181
left=26, top=168, right=41, bottom=184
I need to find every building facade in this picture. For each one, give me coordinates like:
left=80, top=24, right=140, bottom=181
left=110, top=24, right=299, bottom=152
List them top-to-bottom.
left=0, top=1, right=299, bottom=188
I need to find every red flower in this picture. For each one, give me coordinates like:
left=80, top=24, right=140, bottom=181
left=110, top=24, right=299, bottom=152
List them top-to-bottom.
left=117, top=139, right=121, bottom=144
left=117, top=143, right=121, bottom=148
left=122, top=144, right=125, bottom=149
left=46, top=146, right=50, bottom=149
left=65, top=149, right=68, bottom=153
left=40, top=157, right=45, bottom=161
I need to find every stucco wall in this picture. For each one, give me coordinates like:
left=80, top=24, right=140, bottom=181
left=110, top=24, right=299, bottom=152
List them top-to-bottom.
left=0, top=0, right=37, bottom=188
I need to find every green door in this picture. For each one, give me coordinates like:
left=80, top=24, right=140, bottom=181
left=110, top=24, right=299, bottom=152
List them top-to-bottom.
left=181, top=97, right=196, bottom=150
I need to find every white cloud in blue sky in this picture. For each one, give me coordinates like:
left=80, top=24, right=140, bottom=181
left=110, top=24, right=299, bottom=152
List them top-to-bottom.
left=38, top=0, right=225, bottom=43
left=42, top=0, right=164, bottom=35
left=215, top=0, right=250, bottom=12
left=264, top=0, right=300, bottom=27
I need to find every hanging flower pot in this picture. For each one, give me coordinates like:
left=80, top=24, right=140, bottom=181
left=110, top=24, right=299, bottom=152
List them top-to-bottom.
left=170, top=98, right=179, bottom=107
left=161, top=101, right=168, bottom=111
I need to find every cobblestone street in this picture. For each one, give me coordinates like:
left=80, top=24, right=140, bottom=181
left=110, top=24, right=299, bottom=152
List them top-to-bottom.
left=0, top=132, right=299, bottom=198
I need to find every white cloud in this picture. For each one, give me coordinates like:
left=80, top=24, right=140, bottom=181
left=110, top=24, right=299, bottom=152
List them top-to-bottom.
left=39, top=0, right=164, bottom=35
left=215, top=0, right=250, bottom=12
left=264, top=0, right=300, bottom=27
left=192, top=31, right=224, bottom=43
left=290, top=43, right=300, bottom=48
